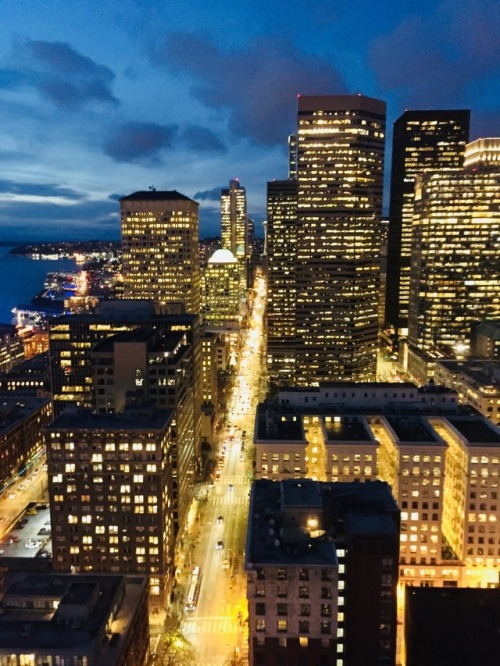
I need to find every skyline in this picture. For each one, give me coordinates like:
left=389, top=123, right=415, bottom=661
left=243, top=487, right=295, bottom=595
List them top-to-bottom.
left=0, top=0, right=499, bottom=241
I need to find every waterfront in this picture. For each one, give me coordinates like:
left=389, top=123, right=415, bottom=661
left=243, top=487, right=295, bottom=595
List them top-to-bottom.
left=0, top=244, right=77, bottom=324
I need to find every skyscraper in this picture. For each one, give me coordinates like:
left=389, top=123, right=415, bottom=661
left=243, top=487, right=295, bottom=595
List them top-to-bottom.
left=294, top=94, right=386, bottom=384
left=385, top=110, right=470, bottom=334
left=407, top=149, right=500, bottom=354
left=221, top=179, right=247, bottom=261
left=266, top=179, right=298, bottom=384
left=120, top=190, right=200, bottom=314
left=201, top=248, right=241, bottom=326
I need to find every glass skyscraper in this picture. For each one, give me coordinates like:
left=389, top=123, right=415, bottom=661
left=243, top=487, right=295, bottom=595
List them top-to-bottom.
left=294, top=94, right=386, bottom=384
left=385, top=110, right=470, bottom=334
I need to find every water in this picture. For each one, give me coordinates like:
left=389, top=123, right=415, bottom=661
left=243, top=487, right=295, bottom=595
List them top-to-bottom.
left=0, top=244, right=77, bottom=324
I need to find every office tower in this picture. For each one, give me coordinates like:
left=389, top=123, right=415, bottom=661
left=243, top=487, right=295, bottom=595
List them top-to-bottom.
left=295, top=95, right=386, bottom=384
left=385, top=110, right=470, bottom=334
left=288, top=134, right=298, bottom=179
left=463, top=137, right=500, bottom=170
left=407, top=155, right=500, bottom=354
left=221, top=179, right=247, bottom=261
left=266, top=179, right=298, bottom=384
left=120, top=190, right=200, bottom=314
left=201, top=249, right=241, bottom=326
left=200, top=330, right=220, bottom=444
left=47, top=404, right=177, bottom=608
left=245, top=478, right=400, bottom=666
left=0, top=574, right=149, bottom=666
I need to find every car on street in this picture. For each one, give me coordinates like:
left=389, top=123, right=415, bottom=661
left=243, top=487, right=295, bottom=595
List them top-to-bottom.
left=228, top=484, right=233, bottom=492
left=217, top=515, right=223, bottom=523
left=25, top=539, right=41, bottom=549
left=216, top=540, right=224, bottom=550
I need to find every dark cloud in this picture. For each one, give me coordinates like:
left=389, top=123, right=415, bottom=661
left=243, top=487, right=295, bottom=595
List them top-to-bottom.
left=369, top=1, right=500, bottom=107
left=153, top=33, right=346, bottom=145
left=3, top=40, right=118, bottom=109
left=28, top=41, right=118, bottom=108
left=0, top=68, right=25, bottom=90
left=103, top=122, right=177, bottom=163
left=181, top=125, right=227, bottom=153
left=0, top=179, right=85, bottom=200
left=193, top=186, right=224, bottom=201
left=108, top=193, right=126, bottom=202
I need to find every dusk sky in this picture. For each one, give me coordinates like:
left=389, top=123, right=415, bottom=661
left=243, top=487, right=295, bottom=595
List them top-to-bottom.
left=0, top=0, right=498, bottom=241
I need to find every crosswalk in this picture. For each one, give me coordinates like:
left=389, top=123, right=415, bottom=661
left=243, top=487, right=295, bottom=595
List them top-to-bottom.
left=210, top=495, right=248, bottom=507
left=182, top=616, right=239, bottom=636
left=182, top=618, right=249, bottom=666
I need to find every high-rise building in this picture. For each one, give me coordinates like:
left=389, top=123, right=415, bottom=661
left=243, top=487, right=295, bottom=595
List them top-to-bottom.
left=294, top=95, right=386, bottom=384
left=385, top=110, right=470, bottom=334
left=288, top=134, right=298, bottom=179
left=407, top=153, right=500, bottom=354
left=221, top=179, right=247, bottom=261
left=266, top=179, right=298, bottom=384
left=120, top=190, right=200, bottom=314
left=201, top=249, right=241, bottom=326
left=48, top=301, right=203, bottom=473
left=90, top=328, right=196, bottom=533
left=46, top=404, right=177, bottom=608
left=245, top=478, right=400, bottom=666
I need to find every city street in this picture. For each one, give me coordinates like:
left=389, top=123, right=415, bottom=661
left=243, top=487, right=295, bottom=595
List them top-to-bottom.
left=178, top=271, right=267, bottom=666
left=0, top=459, right=49, bottom=540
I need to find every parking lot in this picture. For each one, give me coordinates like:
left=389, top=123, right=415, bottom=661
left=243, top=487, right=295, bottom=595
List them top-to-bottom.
left=0, top=503, right=51, bottom=560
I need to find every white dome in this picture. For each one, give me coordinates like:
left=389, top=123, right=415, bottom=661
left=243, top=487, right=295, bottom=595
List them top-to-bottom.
left=208, top=249, right=238, bottom=264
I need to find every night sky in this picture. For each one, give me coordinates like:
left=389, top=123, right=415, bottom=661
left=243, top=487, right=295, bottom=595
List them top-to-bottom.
left=0, top=0, right=498, bottom=240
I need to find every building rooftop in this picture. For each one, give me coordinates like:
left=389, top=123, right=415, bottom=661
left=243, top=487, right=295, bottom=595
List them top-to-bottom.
left=120, top=190, right=194, bottom=202
left=208, top=248, right=238, bottom=264
left=92, top=328, right=184, bottom=354
left=437, top=359, right=500, bottom=389
left=0, top=395, right=51, bottom=436
left=47, top=405, right=173, bottom=431
left=255, top=405, right=304, bottom=441
left=323, top=416, right=375, bottom=444
left=386, top=416, right=443, bottom=445
left=446, top=416, right=500, bottom=446
left=246, top=479, right=399, bottom=567
left=0, top=573, right=147, bottom=656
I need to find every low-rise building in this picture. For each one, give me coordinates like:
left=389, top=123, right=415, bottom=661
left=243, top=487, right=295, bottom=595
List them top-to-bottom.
left=0, top=325, right=24, bottom=373
left=434, top=359, right=500, bottom=425
left=253, top=383, right=500, bottom=588
left=0, top=394, right=52, bottom=491
left=0, top=573, right=149, bottom=665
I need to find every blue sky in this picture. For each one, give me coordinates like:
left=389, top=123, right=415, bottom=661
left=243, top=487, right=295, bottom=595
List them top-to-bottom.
left=0, top=0, right=498, bottom=240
